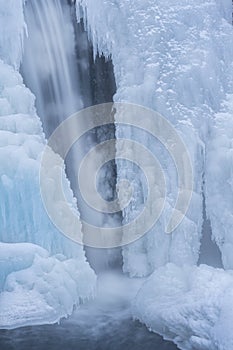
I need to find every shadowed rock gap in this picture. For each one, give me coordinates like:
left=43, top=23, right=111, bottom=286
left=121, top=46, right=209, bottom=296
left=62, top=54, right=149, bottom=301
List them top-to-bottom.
left=198, top=177, right=223, bottom=268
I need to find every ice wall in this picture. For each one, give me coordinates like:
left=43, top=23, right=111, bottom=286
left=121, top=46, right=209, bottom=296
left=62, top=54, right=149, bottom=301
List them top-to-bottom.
left=0, top=0, right=25, bottom=70
left=76, top=0, right=233, bottom=275
left=0, top=1, right=96, bottom=327
left=0, top=58, right=84, bottom=257
left=206, top=95, right=233, bottom=269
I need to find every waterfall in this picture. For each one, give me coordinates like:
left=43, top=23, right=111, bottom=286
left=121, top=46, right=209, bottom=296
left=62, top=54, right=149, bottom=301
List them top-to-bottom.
left=21, top=0, right=122, bottom=273
left=21, top=0, right=82, bottom=136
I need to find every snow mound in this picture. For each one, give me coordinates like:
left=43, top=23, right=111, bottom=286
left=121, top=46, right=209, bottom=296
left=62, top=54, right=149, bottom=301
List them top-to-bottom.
left=0, top=242, right=96, bottom=329
left=134, top=263, right=233, bottom=350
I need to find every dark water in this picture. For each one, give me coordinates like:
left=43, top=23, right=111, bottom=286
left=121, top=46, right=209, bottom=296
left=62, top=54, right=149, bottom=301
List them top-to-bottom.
left=0, top=274, right=178, bottom=350
left=0, top=319, right=177, bottom=350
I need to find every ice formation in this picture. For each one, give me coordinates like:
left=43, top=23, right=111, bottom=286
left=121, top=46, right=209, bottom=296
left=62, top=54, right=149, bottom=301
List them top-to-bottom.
left=0, top=0, right=96, bottom=328
left=0, top=0, right=25, bottom=70
left=1, top=0, right=233, bottom=347
left=76, top=0, right=233, bottom=276
left=75, top=1, right=233, bottom=348
left=206, top=95, right=233, bottom=269
left=0, top=242, right=95, bottom=329
left=134, top=263, right=233, bottom=350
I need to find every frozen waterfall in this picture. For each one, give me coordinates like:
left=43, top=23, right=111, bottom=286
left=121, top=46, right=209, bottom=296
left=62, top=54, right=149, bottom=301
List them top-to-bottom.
left=2, top=1, right=233, bottom=348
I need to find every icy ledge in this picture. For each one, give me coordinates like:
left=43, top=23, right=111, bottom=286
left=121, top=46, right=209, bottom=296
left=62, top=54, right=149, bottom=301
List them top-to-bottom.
left=0, top=242, right=96, bottom=329
left=133, top=263, right=233, bottom=350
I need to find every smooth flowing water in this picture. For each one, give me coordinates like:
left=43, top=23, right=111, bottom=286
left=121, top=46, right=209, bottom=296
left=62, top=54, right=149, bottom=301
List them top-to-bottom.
left=21, top=0, right=120, bottom=270
left=21, top=0, right=83, bottom=136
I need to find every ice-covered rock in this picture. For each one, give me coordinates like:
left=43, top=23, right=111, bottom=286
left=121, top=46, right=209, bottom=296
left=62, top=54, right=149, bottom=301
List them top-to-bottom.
left=0, top=242, right=96, bottom=329
left=134, top=263, right=233, bottom=350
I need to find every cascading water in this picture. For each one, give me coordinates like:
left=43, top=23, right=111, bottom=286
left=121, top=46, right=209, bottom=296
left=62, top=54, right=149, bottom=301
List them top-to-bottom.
left=21, top=0, right=122, bottom=272
left=21, top=0, right=83, bottom=137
